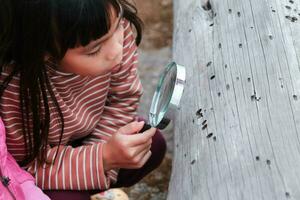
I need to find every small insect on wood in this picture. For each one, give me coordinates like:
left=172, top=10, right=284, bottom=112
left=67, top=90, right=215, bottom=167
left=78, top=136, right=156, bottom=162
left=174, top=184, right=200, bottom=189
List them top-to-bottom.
left=285, top=5, right=291, bottom=10
left=269, top=35, right=273, bottom=40
left=207, top=61, right=212, bottom=67
left=293, top=95, right=298, bottom=101
left=196, top=109, right=203, bottom=118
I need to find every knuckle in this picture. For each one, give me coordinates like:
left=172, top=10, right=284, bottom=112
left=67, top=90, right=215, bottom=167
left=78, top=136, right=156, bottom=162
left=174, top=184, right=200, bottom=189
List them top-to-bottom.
left=130, top=121, right=137, bottom=129
left=142, top=136, right=149, bottom=143
left=142, top=138, right=149, bottom=144
left=122, top=140, right=129, bottom=148
left=126, top=151, right=134, bottom=159
left=132, top=157, right=140, bottom=165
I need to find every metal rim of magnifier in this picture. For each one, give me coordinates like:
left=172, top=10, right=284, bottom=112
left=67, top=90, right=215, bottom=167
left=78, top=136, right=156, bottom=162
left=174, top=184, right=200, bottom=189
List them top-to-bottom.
left=149, top=62, right=186, bottom=127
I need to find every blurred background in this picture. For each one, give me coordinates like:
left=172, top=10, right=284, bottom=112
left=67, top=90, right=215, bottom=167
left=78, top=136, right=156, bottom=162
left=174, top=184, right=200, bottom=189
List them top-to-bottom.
left=124, top=0, right=174, bottom=199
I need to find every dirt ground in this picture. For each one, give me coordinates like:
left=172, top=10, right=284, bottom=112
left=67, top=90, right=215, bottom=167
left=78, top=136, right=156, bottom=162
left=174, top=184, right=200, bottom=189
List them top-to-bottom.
left=124, top=0, right=174, bottom=199
left=133, top=0, right=173, bottom=50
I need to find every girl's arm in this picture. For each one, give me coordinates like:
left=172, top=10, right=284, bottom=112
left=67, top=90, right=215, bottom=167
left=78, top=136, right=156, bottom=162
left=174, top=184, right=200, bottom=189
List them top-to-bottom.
left=26, top=143, right=110, bottom=190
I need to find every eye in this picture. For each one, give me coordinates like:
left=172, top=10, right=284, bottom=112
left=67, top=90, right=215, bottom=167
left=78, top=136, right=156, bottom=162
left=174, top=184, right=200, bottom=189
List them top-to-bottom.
left=87, top=46, right=102, bottom=57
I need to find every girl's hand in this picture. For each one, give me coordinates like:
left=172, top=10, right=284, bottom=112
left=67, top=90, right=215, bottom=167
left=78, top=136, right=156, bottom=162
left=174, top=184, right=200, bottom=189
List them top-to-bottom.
left=102, top=121, right=156, bottom=171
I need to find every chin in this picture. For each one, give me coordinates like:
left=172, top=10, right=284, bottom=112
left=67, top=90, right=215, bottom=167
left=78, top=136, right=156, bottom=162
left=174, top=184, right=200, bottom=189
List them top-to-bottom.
left=113, top=57, right=122, bottom=66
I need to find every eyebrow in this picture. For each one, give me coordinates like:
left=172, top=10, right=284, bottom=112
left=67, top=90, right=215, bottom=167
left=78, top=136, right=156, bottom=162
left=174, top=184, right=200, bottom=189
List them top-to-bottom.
left=85, top=6, right=124, bottom=52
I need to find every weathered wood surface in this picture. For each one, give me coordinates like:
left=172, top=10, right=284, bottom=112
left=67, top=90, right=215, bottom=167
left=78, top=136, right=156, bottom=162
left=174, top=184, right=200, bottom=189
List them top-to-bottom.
left=168, top=0, right=300, bottom=199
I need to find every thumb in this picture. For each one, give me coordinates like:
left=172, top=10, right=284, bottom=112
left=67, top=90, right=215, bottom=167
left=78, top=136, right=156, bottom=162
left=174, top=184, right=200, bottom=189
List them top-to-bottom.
left=118, top=121, right=145, bottom=135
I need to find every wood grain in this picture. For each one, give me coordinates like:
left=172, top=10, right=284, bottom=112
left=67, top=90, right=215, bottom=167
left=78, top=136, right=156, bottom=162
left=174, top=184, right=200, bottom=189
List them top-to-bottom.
left=168, top=0, right=300, bottom=199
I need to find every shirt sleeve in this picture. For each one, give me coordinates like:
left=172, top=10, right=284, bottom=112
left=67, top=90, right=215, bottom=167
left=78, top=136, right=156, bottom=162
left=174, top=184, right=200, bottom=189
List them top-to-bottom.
left=82, top=20, right=143, bottom=183
left=0, top=70, right=112, bottom=191
left=27, top=143, right=110, bottom=190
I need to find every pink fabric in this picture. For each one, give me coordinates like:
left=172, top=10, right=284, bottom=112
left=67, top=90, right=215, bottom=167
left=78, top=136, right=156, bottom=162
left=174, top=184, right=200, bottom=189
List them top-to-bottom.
left=0, top=118, right=50, bottom=200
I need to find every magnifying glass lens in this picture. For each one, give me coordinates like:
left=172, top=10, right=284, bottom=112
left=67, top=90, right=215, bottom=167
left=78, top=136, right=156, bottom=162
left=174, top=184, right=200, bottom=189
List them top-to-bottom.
left=140, top=62, right=185, bottom=133
left=149, top=63, right=177, bottom=127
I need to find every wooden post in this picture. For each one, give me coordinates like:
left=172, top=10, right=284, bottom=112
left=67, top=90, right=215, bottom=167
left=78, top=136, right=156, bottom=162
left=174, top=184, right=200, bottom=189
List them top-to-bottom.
left=168, top=0, right=300, bottom=199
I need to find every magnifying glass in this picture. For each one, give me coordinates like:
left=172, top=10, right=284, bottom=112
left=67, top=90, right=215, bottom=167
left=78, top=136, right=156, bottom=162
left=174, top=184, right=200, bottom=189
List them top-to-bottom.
left=140, top=61, right=186, bottom=132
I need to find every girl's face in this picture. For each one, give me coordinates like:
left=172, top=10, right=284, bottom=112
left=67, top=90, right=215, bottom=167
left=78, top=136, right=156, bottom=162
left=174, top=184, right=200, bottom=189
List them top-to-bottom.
left=59, top=5, right=124, bottom=76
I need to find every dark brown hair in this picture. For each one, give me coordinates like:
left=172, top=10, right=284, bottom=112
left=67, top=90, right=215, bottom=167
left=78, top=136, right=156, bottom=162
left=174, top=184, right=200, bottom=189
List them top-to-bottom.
left=0, top=0, right=143, bottom=166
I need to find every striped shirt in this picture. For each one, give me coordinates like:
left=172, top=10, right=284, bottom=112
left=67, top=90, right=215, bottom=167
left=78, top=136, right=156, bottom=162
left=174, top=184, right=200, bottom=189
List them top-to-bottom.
left=0, top=19, right=143, bottom=190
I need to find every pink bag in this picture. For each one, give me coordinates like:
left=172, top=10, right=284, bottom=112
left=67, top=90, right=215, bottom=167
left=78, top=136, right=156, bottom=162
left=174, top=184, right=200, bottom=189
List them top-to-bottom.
left=0, top=118, right=50, bottom=200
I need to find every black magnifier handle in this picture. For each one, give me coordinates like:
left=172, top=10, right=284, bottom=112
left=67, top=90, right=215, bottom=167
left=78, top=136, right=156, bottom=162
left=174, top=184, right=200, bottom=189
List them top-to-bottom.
left=140, top=118, right=171, bottom=133
left=140, top=123, right=152, bottom=133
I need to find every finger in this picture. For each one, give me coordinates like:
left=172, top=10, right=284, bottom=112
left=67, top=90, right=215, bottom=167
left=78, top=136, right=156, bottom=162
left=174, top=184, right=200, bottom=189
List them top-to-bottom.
left=118, top=121, right=145, bottom=135
left=126, top=127, right=156, bottom=147
left=141, top=127, right=157, bottom=136
left=130, top=140, right=152, bottom=157
left=134, top=145, right=151, bottom=163
left=122, top=148, right=151, bottom=169
left=138, top=150, right=152, bottom=167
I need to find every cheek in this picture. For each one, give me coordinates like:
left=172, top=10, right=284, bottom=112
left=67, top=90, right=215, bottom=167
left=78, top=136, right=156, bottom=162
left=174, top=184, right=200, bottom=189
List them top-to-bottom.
left=60, top=51, right=115, bottom=76
left=60, top=52, right=101, bottom=74
left=60, top=52, right=84, bottom=73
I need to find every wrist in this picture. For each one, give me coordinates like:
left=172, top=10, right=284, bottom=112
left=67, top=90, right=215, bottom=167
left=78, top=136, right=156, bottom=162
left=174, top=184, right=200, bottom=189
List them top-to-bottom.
left=102, top=143, right=112, bottom=171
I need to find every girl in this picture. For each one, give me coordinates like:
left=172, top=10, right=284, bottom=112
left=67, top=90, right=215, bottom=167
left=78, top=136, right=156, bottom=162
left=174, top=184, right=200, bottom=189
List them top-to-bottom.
left=0, top=0, right=166, bottom=199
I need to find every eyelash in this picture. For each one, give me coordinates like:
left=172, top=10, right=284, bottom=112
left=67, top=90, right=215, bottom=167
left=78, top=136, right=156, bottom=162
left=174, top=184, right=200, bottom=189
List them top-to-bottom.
left=87, top=46, right=102, bottom=57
